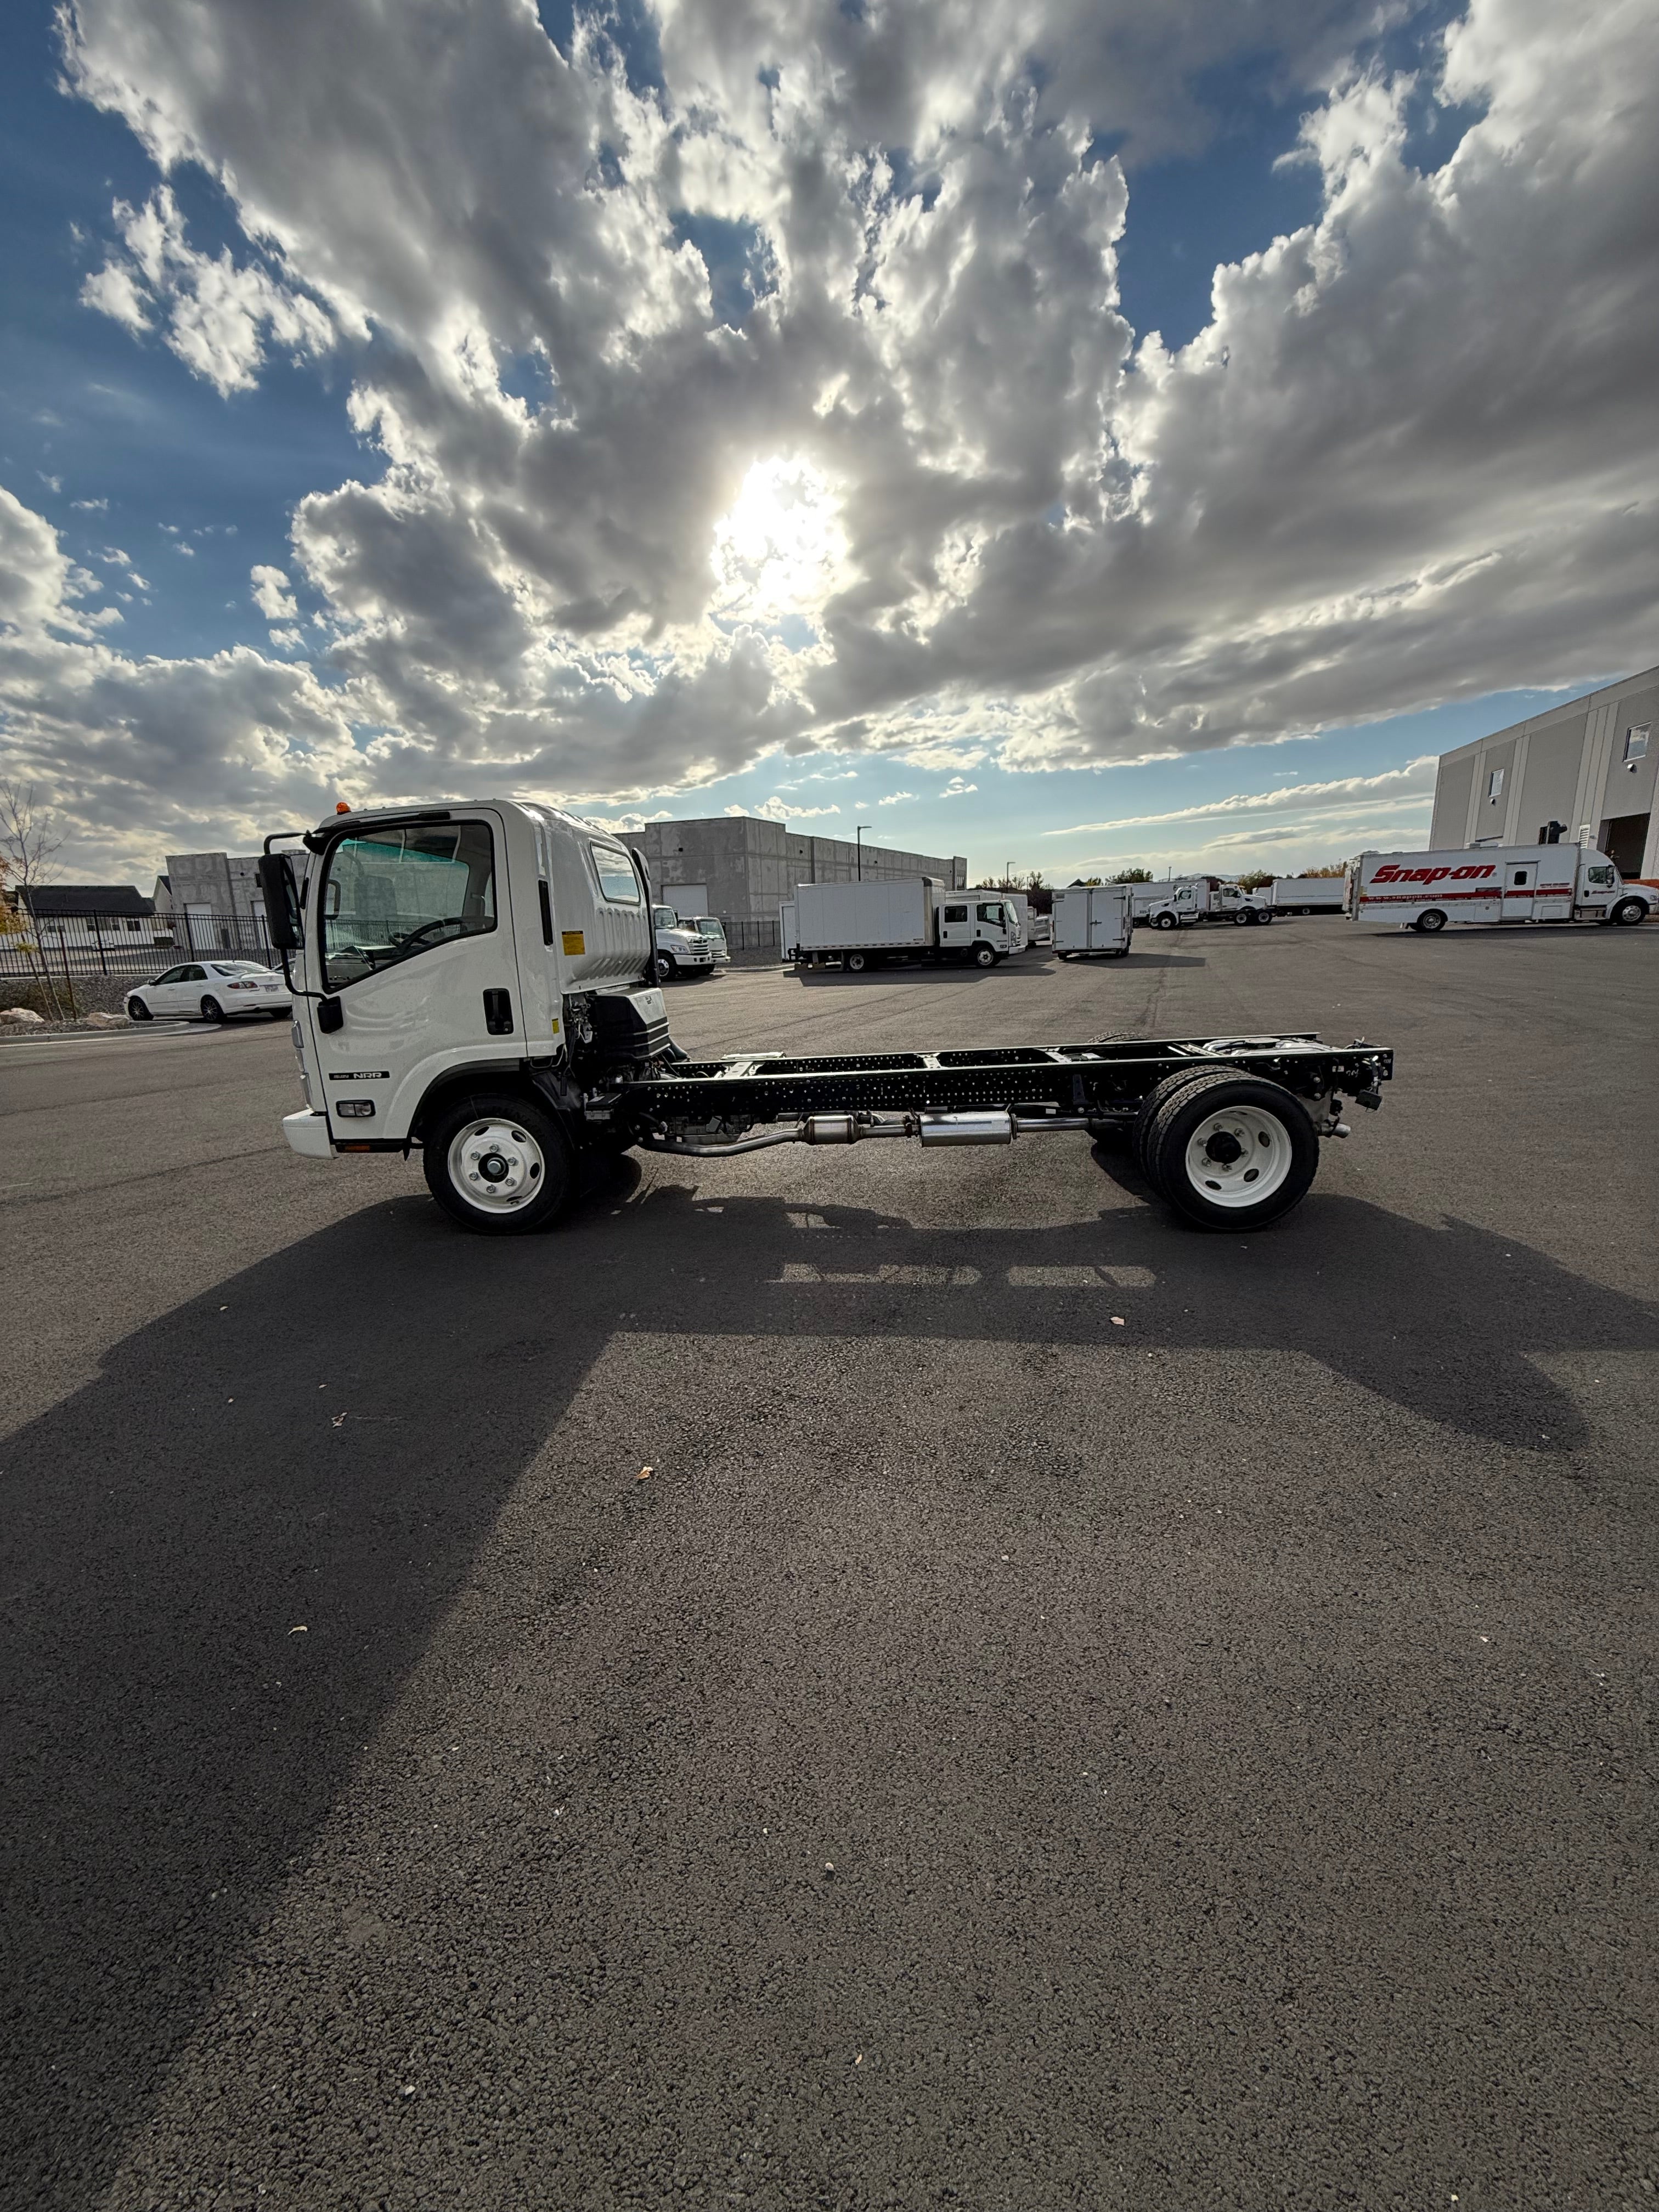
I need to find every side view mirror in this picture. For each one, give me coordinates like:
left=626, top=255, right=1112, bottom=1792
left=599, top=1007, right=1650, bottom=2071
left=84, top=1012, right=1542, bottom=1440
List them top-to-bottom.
left=258, top=853, right=303, bottom=951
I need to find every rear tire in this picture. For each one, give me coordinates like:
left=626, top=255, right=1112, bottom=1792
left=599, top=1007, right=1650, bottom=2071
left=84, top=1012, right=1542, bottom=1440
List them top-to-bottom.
left=1611, top=898, right=1646, bottom=927
left=1413, top=909, right=1448, bottom=934
left=847, top=951, right=868, bottom=972
left=127, top=996, right=153, bottom=1022
left=200, top=996, right=225, bottom=1022
left=1131, top=1064, right=1237, bottom=1191
left=1148, top=1073, right=1318, bottom=1231
left=423, top=1093, right=574, bottom=1234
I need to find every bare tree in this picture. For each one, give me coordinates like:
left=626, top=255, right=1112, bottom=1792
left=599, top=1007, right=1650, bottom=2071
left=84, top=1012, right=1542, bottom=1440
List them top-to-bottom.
left=0, top=781, right=67, bottom=1018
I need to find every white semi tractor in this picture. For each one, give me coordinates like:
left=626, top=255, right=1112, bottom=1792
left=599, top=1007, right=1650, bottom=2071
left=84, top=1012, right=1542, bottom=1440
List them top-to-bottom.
left=259, top=798, right=1393, bottom=1236
left=1347, top=843, right=1652, bottom=931
left=1128, top=879, right=1273, bottom=930
left=782, top=880, right=1019, bottom=970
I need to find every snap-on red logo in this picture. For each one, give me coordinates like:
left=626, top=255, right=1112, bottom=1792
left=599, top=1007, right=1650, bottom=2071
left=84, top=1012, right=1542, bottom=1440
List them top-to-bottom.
left=1372, top=862, right=1495, bottom=884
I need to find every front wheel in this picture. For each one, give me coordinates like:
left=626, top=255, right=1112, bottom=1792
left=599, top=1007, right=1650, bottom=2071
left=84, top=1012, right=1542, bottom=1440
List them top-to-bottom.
left=1611, top=898, right=1646, bottom=927
left=1413, top=909, right=1448, bottom=934
left=1154, top=912, right=1178, bottom=932
left=973, top=943, right=996, bottom=968
left=655, top=952, right=677, bottom=984
left=127, top=996, right=153, bottom=1022
left=200, top=996, right=225, bottom=1022
left=1146, top=1072, right=1318, bottom=1231
left=423, top=1093, right=574, bottom=1234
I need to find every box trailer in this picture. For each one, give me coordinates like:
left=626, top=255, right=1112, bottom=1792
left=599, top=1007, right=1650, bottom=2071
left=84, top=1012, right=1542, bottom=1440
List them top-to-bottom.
left=259, top=798, right=1393, bottom=1237
left=1348, top=843, right=1652, bottom=931
left=1271, top=877, right=1345, bottom=916
left=786, top=880, right=1019, bottom=970
left=1053, top=884, right=1132, bottom=958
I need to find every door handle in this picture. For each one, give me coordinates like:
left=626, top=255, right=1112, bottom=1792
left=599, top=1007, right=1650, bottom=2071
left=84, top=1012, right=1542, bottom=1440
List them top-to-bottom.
left=482, top=988, right=514, bottom=1035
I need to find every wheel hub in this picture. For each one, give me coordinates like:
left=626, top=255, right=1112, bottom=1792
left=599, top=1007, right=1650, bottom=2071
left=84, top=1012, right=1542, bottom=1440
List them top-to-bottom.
left=1184, top=1105, right=1292, bottom=1207
left=449, top=1120, right=543, bottom=1211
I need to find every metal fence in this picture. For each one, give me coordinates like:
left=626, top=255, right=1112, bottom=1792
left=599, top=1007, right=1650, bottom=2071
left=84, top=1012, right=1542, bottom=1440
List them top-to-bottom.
left=0, top=911, right=280, bottom=983
left=723, top=915, right=781, bottom=956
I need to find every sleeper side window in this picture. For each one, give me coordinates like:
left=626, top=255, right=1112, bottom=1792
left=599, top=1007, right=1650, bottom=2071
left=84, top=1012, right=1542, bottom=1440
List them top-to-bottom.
left=591, top=844, right=642, bottom=904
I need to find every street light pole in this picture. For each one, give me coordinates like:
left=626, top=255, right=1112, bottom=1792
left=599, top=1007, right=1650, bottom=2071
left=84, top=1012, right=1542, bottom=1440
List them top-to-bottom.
left=856, top=824, right=871, bottom=879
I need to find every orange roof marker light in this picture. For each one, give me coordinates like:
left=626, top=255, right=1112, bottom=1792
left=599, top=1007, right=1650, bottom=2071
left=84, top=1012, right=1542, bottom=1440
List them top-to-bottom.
left=335, top=801, right=352, bottom=814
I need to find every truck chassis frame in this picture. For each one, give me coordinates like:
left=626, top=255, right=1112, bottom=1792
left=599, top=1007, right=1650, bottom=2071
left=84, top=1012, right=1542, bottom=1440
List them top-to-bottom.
left=608, top=1032, right=1391, bottom=1143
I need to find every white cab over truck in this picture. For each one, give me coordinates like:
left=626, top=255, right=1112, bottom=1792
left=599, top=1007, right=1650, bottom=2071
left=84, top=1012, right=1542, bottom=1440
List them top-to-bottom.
left=260, top=798, right=1394, bottom=1237
left=1348, top=843, right=1651, bottom=931
left=1271, top=877, right=1346, bottom=916
left=785, top=879, right=1018, bottom=970
left=1053, top=884, right=1132, bottom=958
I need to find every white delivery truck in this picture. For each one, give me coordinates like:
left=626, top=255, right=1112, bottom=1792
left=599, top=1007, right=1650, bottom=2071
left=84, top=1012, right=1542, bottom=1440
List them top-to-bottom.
left=258, top=797, right=1393, bottom=1235
left=1348, top=843, right=1652, bottom=932
left=1271, top=876, right=1346, bottom=916
left=786, top=879, right=1019, bottom=970
left=1129, top=880, right=1206, bottom=931
left=1053, top=884, right=1133, bottom=959
left=650, top=902, right=717, bottom=981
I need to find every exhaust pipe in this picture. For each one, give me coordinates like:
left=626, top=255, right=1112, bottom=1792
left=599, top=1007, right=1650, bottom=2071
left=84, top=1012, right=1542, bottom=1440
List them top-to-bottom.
left=640, top=1109, right=1099, bottom=1157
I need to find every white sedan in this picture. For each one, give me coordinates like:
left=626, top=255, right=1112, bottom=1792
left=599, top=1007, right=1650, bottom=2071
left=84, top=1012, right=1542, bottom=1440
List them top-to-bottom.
left=126, top=960, right=292, bottom=1024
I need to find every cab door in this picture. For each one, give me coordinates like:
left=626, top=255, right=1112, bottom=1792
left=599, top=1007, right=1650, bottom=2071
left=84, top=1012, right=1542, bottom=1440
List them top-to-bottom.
left=307, top=810, right=522, bottom=1139
left=936, top=899, right=972, bottom=953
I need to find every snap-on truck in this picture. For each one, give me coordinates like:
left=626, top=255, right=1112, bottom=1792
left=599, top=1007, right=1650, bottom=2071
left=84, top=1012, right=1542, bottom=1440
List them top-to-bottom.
left=261, top=798, right=1393, bottom=1237
left=1348, top=843, right=1652, bottom=931
left=782, top=880, right=1019, bottom=970
left=1052, top=884, right=1132, bottom=958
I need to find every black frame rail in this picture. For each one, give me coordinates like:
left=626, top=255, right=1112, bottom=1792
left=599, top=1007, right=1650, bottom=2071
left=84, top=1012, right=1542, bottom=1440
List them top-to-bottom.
left=622, top=1034, right=1392, bottom=1125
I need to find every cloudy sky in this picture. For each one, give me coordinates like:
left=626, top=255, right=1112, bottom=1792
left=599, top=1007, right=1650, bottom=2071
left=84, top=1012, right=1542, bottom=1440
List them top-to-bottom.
left=1, top=0, right=1654, bottom=887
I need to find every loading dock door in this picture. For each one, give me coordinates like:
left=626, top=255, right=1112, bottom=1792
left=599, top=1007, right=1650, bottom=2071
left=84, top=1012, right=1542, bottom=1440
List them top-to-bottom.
left=1599, top=813, right=1651, bottom=878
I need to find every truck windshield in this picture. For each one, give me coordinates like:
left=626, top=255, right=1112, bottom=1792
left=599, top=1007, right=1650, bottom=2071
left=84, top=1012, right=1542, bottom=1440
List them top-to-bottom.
left=320, top=822, right=495, bottom=990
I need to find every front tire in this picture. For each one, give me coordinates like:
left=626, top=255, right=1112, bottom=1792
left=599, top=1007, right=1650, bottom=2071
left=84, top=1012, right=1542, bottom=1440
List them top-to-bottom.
left=1611, top=898, right=1646, bottom=927
left=1414, top=909, right=1448, bottom=934
left=1154, top=912, right=1178, bottom=932
left=973, top=943, right=996, bottom=968
left=655, top=952, right=677, bottom=983
left=127, top=996, right=153, bottom=1022
left=1147, top=1073, right=1318, bottom=1231
left=423, top=1093, right=574, bottom=1234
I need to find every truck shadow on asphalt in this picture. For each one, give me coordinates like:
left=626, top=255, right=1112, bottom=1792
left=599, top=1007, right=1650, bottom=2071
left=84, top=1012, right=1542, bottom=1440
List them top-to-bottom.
left=2, top=1177, right=1654, bottom=2202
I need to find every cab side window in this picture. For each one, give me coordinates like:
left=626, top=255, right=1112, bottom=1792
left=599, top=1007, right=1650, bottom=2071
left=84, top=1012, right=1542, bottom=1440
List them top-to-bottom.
left=320, top=821, right=495, bottom=991
left=977, top=902, right=1003, bottom=926
left=943, top=904, right=968, bottom=923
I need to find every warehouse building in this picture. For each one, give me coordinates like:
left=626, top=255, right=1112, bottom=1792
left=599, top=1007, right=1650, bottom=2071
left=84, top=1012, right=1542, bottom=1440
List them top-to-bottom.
left=1431, top=663, right=1658, bottom=879
left=630, top=815, right=968, bottom=939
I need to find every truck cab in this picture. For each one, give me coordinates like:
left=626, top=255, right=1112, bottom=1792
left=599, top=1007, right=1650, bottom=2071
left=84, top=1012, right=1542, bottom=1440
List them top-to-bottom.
left=267, top=800, right=674, bottom=1227
left=650, top=904, right=716, bottom=980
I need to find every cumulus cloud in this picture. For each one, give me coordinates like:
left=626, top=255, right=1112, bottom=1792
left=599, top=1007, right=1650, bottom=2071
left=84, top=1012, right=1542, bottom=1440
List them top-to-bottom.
left=8, top=0, right=1654, bottom=865
left=250, top=564, right=298, bottom=621
left=878, top=790, right=917, bottom=803
left=729, top=796, right=841, bottom=821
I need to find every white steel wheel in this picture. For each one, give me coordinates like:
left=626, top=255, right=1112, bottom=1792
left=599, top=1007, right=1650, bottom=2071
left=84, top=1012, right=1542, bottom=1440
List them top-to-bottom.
left=974, top=943, right=996, bottom=967
left=1182, top=1104, right=1293, bottom=1209
left=448, top=1118, right=545, bottom=1214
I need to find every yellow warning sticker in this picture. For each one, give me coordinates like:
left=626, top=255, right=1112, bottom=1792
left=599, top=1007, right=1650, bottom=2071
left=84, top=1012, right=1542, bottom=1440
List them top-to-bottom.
left=561, top=929, right=585, bottom=955
left=549, top=1016, right=561, bottom=1035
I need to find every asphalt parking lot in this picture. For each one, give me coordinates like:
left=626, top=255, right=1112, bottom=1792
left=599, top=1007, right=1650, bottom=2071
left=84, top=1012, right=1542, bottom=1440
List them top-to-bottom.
left=3, top=919, right=1656, bottom=2211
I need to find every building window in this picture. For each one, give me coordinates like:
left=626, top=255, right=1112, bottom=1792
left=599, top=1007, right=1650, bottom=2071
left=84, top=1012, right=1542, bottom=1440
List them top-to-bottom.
left=1624, top=724, right=1650, bottom=766
left=1487, top=768, right=1505, bottom=802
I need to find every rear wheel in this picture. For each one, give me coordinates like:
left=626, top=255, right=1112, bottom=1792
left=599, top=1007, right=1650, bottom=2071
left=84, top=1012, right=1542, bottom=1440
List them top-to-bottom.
left=1611, top=897, right=1646, bottom=927
left=1414, top=909, right=1448, bottom=934
left=847, top=951, right=868, bottom=972
left=127, top=996, right=153, bottom=1022
left=200, top=996, right=225, bottom=1022
left=1131, top=1064, right=1236, bottom=1190
left=1148, top=1073, right=1318, bottom=1231
left=423, top=1093, right=574, bottom=1234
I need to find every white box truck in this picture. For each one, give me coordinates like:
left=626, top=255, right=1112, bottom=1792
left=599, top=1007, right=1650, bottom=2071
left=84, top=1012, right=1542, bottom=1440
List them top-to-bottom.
left=257, top=796, right=1393, bottom=1235
left=1348, top=843, right=1652, bottom=932
left=1271, top=877, right=1346, bottom=916
left=785, top=880, right=1019, bottom=970
left=1053, top=884, right=1132, bottom=958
